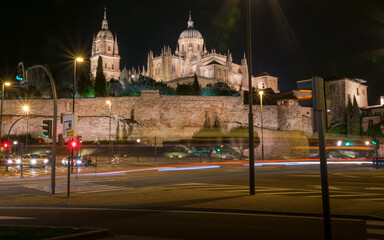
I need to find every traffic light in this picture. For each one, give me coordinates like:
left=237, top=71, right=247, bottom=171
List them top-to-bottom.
left=16, top=62, right=24, bottom=83
left=42, top=120, right=52, bottom=138
left=68, top=138, right=79, bottom=150
left=2, top=141, right=9, bottom=149
left=345, top=141, right=351, bottom=146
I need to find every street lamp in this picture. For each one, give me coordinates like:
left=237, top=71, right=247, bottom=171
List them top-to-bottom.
left=73, top=57, right=84, bottom=113
left=0, top=82, right=11, bottom=140
left=259, top=90, right=264, bottom=161
left=106, top=100, right=112, bottom=163
left=23, top=105, right=30, bottom=154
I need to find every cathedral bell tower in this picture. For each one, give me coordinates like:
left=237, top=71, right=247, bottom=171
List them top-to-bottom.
left=90, top=7, right=121, bottom=81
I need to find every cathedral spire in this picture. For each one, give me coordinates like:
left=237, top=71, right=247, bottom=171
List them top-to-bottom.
left=102, top=6, right=109, bottom=30
left=187, top=11, right=194, bottom=28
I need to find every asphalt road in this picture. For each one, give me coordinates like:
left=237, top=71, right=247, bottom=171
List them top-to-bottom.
left=0, top=163, right=383, bottom=239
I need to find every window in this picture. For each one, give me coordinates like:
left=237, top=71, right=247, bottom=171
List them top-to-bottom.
left=197, top=44, right=200, bottom=51
left=108, top=45, right=111, bottom=51
left=182, top=45, right=184, bottom=52
left=105, top=63, right=107, bottom=68
left=112, top=64, right=114, bottom=69
left=172, top=65, right=175, bottom=72
left=330, top=85, right=335, bottom=94
left=357, top=88, right=359, bottom=95
left=375, top=112, right=381, bottom=116
left=369, top=120, right=374, bottom=128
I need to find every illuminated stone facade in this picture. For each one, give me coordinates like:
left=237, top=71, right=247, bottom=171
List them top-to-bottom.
left=90, top=8, right=121, bottom=81
left=144, top=13, right=279, bottom=92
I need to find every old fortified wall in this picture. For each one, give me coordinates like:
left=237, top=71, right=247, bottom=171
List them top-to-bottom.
left=2, top=91, right=311, bottom=159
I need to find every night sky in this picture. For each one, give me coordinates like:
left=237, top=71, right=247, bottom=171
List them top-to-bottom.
left=1, top=0, right=384, bottom=104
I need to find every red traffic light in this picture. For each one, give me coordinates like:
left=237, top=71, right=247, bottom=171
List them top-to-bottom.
left=68, top=138, right=79, bottom=150
left=2, top=142, right=9, bottom=149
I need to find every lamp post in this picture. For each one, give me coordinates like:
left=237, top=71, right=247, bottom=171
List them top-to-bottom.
left=247, top=0, right=255, bottom=195
left=73, top=57, right=84, bottom=113
left=0, top=82, right=11, bottom=140
left=259, top=90, right=264, bottom=161
left=106, top=100, right=112, bottom=164
left=23, top=105, right=30, bottom=154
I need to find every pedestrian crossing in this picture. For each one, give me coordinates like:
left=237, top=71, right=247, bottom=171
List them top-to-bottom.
left=23, top=181, right=131, bottom=194
left=165, top=182, right=384, bottom=201
left=367, top=220, right=384, bottom=240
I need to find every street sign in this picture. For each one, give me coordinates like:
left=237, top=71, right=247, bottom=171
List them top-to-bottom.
left=63, top=113, right=78, bottom=138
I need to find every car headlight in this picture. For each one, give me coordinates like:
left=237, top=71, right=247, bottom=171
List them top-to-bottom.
left=16, top=159, right=21, bottom=164
left=31, top=159, right=37, bottom=165
left=44, top=159, right=49, bottom=164
left=7, top=160, right=12, bottom=164
left=76, top=160, right=82, bottom=164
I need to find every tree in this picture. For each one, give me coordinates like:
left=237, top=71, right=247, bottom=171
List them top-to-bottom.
left=94, top=57, right=107, bottom=97
left=77, top=71, right=94, bottom=97
left=191, top=74, right=201, bottom=95
left=107, top=79, right=123, bottom=96
left=346, top=95, right=353, bottom=135
left=351, top=96, right=361, bottom=135
left=225, top=126, right=260, bottom=159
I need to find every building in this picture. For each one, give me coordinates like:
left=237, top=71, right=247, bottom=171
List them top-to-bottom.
left=90, top=7, right=121, bottom=81
left=141, top=13, right=279, bottom=92
left=297, top=77, right=368, bottom=125
left=361, top=104, right=384, bottom=133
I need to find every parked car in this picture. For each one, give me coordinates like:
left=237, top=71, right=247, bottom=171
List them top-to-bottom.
left=22, top=154, right=49, bottom=167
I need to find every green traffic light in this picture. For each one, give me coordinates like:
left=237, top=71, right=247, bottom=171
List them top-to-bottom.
left=372, top=140, right=377, bottom=145
left=345, top=141, right=351, bottom=146
left=217, top=149, right=221, bottom=152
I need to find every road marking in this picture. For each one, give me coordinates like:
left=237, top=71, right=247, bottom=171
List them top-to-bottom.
left=22, top=182, right=131, bottom=194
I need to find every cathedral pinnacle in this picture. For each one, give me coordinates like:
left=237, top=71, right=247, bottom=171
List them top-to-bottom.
left=102, top=6, right=109, bottom=29
left=187, top=11, right=194, bottom=28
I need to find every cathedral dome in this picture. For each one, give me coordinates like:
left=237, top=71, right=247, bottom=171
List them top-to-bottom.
left=179, top=13, right=202, bottom=39
left=96, top=29, right=114, bottom=40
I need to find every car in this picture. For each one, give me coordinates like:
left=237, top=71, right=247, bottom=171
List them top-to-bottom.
left=22, top=154, right=49, bottom=168
left=62, top=156, right=95, bottom=167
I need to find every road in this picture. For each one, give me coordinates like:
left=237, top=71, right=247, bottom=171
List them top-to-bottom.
left=0, top=163, right=383, bottom=239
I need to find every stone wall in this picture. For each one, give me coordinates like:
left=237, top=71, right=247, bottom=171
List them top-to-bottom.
left=1, top=90, right=312, bottom=159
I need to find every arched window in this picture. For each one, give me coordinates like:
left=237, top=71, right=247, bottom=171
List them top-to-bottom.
left=108, top=45, right=111, bottom=51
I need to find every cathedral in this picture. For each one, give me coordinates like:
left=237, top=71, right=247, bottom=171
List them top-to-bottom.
left=90, top=7, right=121, bottom=81
left=91, top=9, right=279, bottom=93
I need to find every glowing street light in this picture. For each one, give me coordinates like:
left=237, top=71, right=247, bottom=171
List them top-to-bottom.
left=73, top=57, right=84, bottom=113
left=0, top=81, right=11, bottom=139
left=259, top=90, right=264, bottom=161
left=136, top=138, right=141, bottom=143
left=337, top=140, right=342, bottom=146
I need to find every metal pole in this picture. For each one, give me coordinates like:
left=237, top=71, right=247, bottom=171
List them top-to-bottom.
left=247, top=0, right=255, bottom=195
left=73, top=60, right=76, bottom=113
left=27, top=65, right=58, bottom=195
left=0, top=83, right=4, bottom=140
left=260, top=94, right=264, bottom=161
left=108, top=105, right=111, bottom=164
left=317, top=110, right=332, bottom=240
left=25, top=114, right=29, bottom=154
left=154, top=137, right=157, bottom=165
left=67, top=149, right=72, bottom=198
